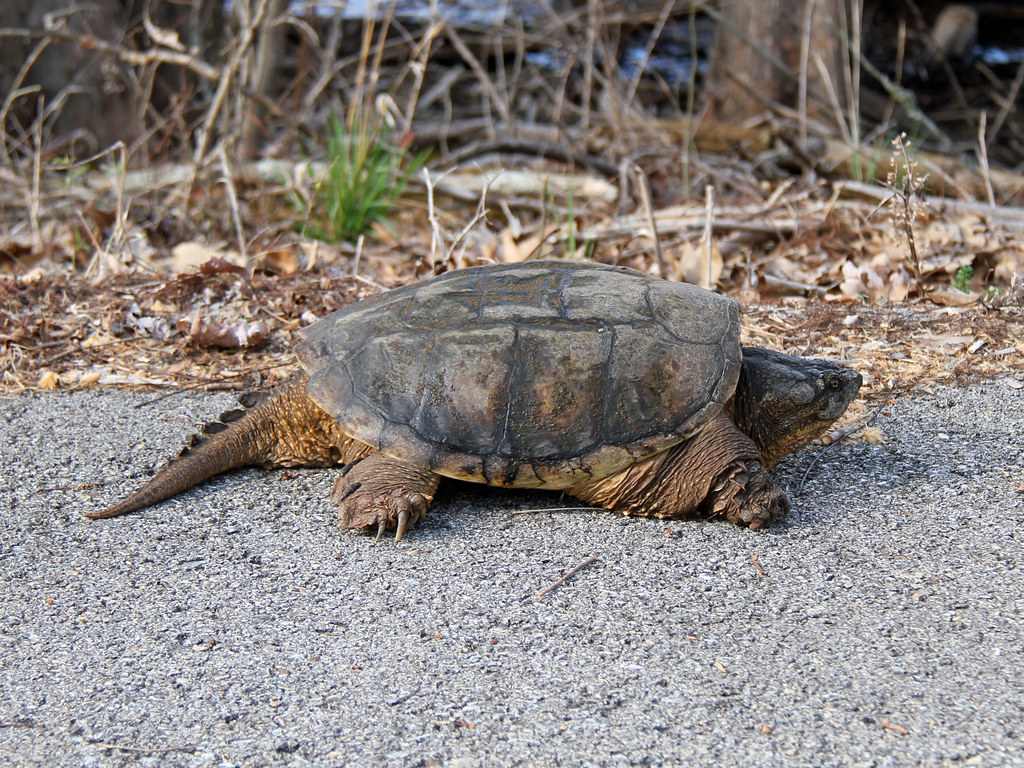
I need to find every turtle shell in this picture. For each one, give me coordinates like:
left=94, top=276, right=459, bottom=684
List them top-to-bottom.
left=295, top=260, right=741, bottom=489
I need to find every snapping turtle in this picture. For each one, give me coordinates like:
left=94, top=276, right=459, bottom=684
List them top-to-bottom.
left=88, top=260, right=861, bottom=539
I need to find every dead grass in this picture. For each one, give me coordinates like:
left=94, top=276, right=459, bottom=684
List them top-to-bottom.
left=2, top=243, right=1021, bottom=405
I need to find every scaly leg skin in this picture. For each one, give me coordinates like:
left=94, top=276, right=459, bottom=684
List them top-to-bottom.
left=569, top=413, right=790, bottom=529
left=331, top=452, right=441, bottom=541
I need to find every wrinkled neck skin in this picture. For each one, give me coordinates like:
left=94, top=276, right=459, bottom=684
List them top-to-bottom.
left=733, top=347, right=862, bottom=469
left=734, top=393, right=829, bottom=469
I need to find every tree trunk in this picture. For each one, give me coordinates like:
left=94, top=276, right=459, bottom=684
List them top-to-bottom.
left=707, top=0, right=850, bottom=128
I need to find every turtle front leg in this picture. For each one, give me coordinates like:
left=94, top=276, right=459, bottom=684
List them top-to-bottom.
left=568, top=413, right=790, bottom=529
left=331, top=452, right=441, bottom=541
left=702, top=457, right=790, bottom=528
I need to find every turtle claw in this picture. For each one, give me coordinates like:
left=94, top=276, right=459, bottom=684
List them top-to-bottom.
left=333, top=481, right=361, bottom=502
left=335, top=483, right=430, bottom=542
left=395, top=508, right=411, bottom=542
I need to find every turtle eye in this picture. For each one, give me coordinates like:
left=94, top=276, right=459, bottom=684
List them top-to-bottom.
left=826, top=374, right=842, bottom=391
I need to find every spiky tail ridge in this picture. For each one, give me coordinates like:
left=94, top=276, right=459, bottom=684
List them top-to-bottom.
left=85, top=386, right=289, bottom=520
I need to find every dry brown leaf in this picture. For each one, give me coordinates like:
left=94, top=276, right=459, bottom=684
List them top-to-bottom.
left=921, top=219, right=965, bottom=247
left=0, top=220, right=78, bottom=274
left=370, top=220, right=399, bottom=246
left=100, top=226, right=157, bottom=274
left=499, top=229, right=547, bottom=263
left=295, top=241, right=348, bottom=271
left=671, top=241, right=723, bottom=287
left=172, top=243, right=244, bottom=274
left=260, top=245, right=302, bottom=275
left=994, top=246, right=1024, bottom=284
left=920, top=251, right=973, bottom=276
left=766, top=254, right=822, bottom=286
left=198, top=257, right=248, bottom=277
left=839, top=261, right=910, bottom=302
left=839, top=262, right=885, bottom=301
left=886, top=271, right=911, bottom=302
left=929, top=289, right=977, bottom=307
left=150, top=300, right=177, bottom=314
left=177, top=315, right=269, bottom=349
left=914, top=331, right=975, bottom=354
left=81, top=333, right=115, bottom=349
left=38, top=370, right=59, bottom=390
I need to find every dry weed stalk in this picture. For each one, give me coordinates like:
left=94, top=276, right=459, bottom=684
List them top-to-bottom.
left=192, top=0, right=276, bottom=169
left=623, top=0, right=675, bottom=108
left=444, top=24, right=512, bottom=127
left=986, top=53, right=1024, bottom=145
left=976, top=112, right=995, bottom=207
left=886, top=133, right=927, bottom=296
left=217, top=145, right=247, bottom=264
left=631, top=162, right=667, bottom=279
left=422, top=166, right=490, bottom=270
left=702, top=183, right=715, bottom=289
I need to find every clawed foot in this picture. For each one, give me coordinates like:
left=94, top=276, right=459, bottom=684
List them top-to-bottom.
left=329, top=453, right=439, bottom=542
left=707, top=463, right=790, bottom=529
left=331, top=478, right=430, bottom=541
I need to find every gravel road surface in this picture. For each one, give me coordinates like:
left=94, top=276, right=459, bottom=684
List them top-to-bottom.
left=2, top=383, right=1022, bottom=767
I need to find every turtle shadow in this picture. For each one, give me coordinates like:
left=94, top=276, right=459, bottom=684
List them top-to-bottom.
left=772, top=440, right=930, bottom=527
left=413, top=471, right=845, bottom=539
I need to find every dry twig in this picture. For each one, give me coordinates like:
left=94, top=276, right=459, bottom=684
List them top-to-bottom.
left=535, top=555, right=600, bottom=600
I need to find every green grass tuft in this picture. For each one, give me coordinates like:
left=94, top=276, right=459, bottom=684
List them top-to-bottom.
left=304, top=113, right=429, bottom=243
left=953, top=264, right=973, bottom=293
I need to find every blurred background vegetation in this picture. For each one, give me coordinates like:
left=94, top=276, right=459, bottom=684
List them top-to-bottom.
left=1, top=2, right=1023, bottom=392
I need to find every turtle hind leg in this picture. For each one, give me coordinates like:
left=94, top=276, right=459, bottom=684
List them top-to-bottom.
left=331, top=452, right=441, bottom=541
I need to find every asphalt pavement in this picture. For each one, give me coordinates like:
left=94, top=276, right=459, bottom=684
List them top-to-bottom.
left=1, top=382, right=1022, bottom=767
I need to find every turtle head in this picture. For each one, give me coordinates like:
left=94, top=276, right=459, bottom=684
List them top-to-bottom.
left=734, top=347, right=862, bottom=469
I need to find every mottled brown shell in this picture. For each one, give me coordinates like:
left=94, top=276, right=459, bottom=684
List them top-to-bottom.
left=295, top=260, right=740, bottom=489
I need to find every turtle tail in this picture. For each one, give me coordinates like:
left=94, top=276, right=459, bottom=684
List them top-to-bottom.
left=85, top=383, right=305, bottom=520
